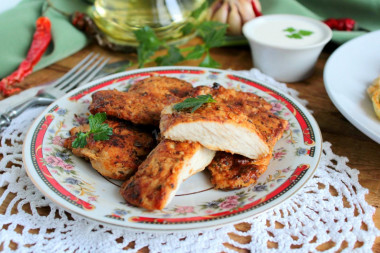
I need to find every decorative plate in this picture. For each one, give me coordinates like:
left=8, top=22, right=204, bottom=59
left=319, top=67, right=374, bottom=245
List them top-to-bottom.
left=324, top=30, right=380, bottom=144
left=23, top=66, right=322, bottom=232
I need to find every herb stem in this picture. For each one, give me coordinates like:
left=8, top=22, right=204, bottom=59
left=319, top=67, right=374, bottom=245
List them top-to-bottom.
left=179, top=46, right=196, bottom=52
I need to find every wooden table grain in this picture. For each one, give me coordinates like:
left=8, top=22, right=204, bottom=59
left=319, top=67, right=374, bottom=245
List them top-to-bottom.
left=1, top=40, right=379, bottom=252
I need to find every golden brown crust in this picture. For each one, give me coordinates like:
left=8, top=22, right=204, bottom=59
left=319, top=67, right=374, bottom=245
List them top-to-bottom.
left=89, top=76, right=193, bottom=125
left=127, top=76, right=193, bottom=97
left=367, top=76, right=380, bottom=97
left=368, top=76, right=380, bottom=120
left=190, top=84, right=288, bottom=189
left=191, top=84, right=272, bottom=112
left=192, top=84, right=288, bottom=148
left=371, top=89, right=380, bottom=119
left=247, top=110, right=288, bottom=148
left=64, top=119, right=155, bottom=180
left=120, top=140, right=208, bottom=210
left=207, top=152, right=270, bottom=190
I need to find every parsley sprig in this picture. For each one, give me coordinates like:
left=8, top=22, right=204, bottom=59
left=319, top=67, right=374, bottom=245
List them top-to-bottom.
left=134, top=8, right=228, bottom=69
left=283, top=27, right=313, bottom=39
left=173, top=95, right=216, bottom=113
left=72, top=112, right=113, bottom=148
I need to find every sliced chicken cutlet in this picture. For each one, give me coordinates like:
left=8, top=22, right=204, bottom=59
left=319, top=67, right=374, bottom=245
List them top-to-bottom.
left=89, top=76, right=193, bottom=125
left=191, top=83, right=272, bottom=113
left=190, top=84, right=288, bottom=189
left=192, top=84, right=288, bottom=148
left=160, top=101, right=272, bottom=160
left=64, top=119, right=155, bottom=180
left=120, top=139, right=215, bottom=210
left=207, top=152, right=271, bottom=190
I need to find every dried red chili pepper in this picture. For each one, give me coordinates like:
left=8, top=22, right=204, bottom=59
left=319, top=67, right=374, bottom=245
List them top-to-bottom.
left=251, top=0, right=262, bottom=17
left=0, top=16, right=52, bottom=96
left=323, top=18, right=368, bottom=32
left=324, top=18, right=339, bottom=30
left=342, top=18, right=356, bottom=31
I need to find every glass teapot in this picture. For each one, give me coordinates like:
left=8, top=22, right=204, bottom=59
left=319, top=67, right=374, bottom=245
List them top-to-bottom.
left=92, top=0, right=207, bottom=46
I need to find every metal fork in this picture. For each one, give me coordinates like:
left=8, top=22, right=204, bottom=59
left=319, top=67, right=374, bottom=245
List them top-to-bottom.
left=0, top=53, right=110, bottom=129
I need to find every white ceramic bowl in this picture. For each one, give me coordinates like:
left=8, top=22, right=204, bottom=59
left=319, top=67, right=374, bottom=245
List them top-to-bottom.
left=243, top=14, right=332, bottom=83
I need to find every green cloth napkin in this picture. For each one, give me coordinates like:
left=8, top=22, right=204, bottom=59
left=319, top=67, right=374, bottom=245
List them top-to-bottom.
left=0, top=0, right=91, bottom=79
left=1, top=0, right=380, bottom=79
left=261, top=0, right=380, bottom=44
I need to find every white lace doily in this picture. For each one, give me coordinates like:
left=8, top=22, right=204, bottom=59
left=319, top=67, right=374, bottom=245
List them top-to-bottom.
left=1, top=69, right=379, bottom=252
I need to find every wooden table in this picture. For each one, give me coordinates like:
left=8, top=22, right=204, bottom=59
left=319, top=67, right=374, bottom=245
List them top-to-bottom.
left=1, top=40, right=379, bottom=252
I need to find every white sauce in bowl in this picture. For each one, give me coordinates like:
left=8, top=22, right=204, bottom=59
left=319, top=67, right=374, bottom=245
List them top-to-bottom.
left=242, top=14, right=332, bottom=82
left=244, top=15, right=331, bottom=49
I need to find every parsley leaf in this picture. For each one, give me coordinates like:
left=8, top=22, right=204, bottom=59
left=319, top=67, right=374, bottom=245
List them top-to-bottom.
left=179, top=0, right=209, bottom=37
left=191, top=1, right=208, bottom=19
left=134, top=18, right=227, bottom=68
left=197, top=21, right=228, bottom=49
left=181, top=23, right=195, bottom=36
left=134, top=26, right=163, bottom=68
left=284, top=27, right=313, bottom=39
left=284, top=27, right=296, bottom=33
left=299, top=30, right=313, bottom=36
left=287, top=33, right=302, bottom=39
left=155, top=45, right=184, bottom=66
left=185, top=45, right=206, bottom=60
left=199, top=51, right=220, bottom=68
left=173, top=94, right=216, bottom=113
left=72, top=112, right=113, bottom=148
left=89, top=112, right=106, bottom=130
left=92, top=123, right=113, bottom=141
left=72, top=132, right=88, bottom=149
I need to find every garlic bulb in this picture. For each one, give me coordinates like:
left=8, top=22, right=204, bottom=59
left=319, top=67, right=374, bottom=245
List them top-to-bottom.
left=208, top=0, right=262, bottom=36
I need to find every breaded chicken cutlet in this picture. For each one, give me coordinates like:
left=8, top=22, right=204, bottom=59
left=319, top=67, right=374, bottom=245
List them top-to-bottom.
left=65, top=75, right=290, bottom=208
left=89, top=76, right=193, bottom=126
left=191, top=83, right=272, bottom=113
left=162, top=84, right=288, bottom=190
left=192, top=84, right=288, bottom=149
left=160, top=100, right=280, bottom=160
left=64, top=119, right=155, bottom=180
left=120, top=139, right=215, bottom=210
left=207, top=152, right=271, bottom=190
